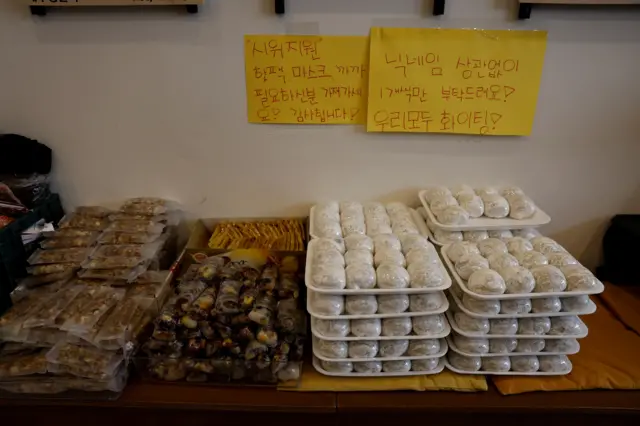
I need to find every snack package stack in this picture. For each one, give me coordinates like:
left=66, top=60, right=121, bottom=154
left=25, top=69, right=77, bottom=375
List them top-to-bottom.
left=79, top=198, right=178, bottom=284
left=308, top=202, right=451, bottom=376
left=208, top=219, right=305, bottom=251
left=440, top=235, right=604, bottom=376
left=137, top=250, right=306, bottom=384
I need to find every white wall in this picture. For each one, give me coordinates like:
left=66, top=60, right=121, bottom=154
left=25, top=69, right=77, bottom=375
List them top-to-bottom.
left=1, top=0, right=639, bottom=267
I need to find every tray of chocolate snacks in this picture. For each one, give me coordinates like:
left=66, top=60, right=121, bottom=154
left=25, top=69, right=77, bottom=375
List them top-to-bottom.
left=135, top=249, right=306, bottom=385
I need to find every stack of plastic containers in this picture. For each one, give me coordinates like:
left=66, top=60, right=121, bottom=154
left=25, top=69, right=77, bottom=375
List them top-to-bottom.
left=419, top=185, right=604, bottom=376
left=307, top=201, right=452, bottom=376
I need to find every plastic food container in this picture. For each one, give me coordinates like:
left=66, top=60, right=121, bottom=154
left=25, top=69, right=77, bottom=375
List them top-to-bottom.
left=419, top=189, right=551, bottom=232
left=311, top=316, right=451, bottom=341
left=312, top=335, right=448, bottom=361
left=446, top=336, right=580, bottom=357
left=445, top=352, right=572, bottom=376
left=313, top=356, right=446, bottom=377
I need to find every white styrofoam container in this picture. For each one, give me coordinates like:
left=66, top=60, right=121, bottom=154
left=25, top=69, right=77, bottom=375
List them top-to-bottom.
left=419, top=189, right=551, bottom=232
left=305, top=239, right=451, bottom=295
left=440, top=243, right=605, bottom=300
left=448, top=283, right=597, bottom=319
left=307, top=289, right=449, bottom=319
left=446, top=311, right=589, bottom=339
left=311, top=316, right=451, bottom=341
left=312, top=336, right=448, bottom=362
left=446, top=337, right=580, bottom=357
left=313, top=356, right=446, bottom=377
left=444, top=358, right=572, bottom=376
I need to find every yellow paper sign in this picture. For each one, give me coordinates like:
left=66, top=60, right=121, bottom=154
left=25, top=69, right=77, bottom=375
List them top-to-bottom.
left=367, top=28, right=547, bottom=135
left=244, top=35, right=368, bottom=124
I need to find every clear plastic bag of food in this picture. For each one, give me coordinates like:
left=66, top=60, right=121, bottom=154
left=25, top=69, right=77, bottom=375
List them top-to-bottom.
left=457, top=193, right=484, bottom=218
left=429, top=194, right=458, bottom=217
left=480, top=194, right=509, bottom=219
left=507, top=195, right=536, bottom=220
left=120, top=197, right=171, bottom=215
left=436, top=205, right=470, bottom=226
left=73, top=206, right=113, bottom=217
left=58, top=213, right=109, bottom=231
left=341, top=218, right=366, bottom=237
left=315, top=219, right=342, bottom=239
left=106, top=220, right=165, bottom=234
left=43, top=228, right=97, bottom=239
left=434, top=228, right=463, bottom=244
left=463, top=230, right=489, bottom=243
left=488, top=230, right=513, bottom=240
left=98, top=231, right=164, bottom=245
left=40, top=234, right=99, bottom=249
left=373, top=234, right=402, bottom=252
left=344, top=235, right=374, bottom=253
left=505, top=237, right=534, bottom=255
left=531, top=237, right=565, bottom=256
left=478, top=238, right=508, bottom=258
left=90, top=242, right=162, bottom=260
left=447, top=242, right=480, bottom=263
left=405, top=246, right=440, bottom=266
left=313, top=247, right=345, bottom=267
left=28, top=248, right=91, bottom=265
left=345, top=249, right=373, bottom=267
left=374, top=249, right=405, bottom=268
left=516, top=250, right=548, bottom=270
left=487, top=253, right=519, bottom=271
left=454, top=254, right=489, bottom=280
left=312, top=263, right=346, bottom=289
left=344, top=263, right=375, bottom=290
left=376, top=263, right=410, bottom=289
left=408, top=263, right=446, bottom=289
left=77, top=264, right=149, bottom=282
left=531, top=265, right=567, bottom=293
left=561, top=265, right=599, bottom=292
left=500, top=266, right=535, bottom=294
left=468, top=269, right=506, bottom=295
left=17, top=270, right=75, bottom=290
left=23, top=285, right=84, bottom=329
left=60, top=287, right=126, bottom=335
left=248, top=291, right=277, bottom=325
left=410, top=292, right=444, bottom=312
left=311, top=293, right=344, bottom=316
left=377, top=294, right=409, bottom=314
left=462, top=294, right=500, bottom=315
left=345, top=295, right=378, bottom=315
left=561, top=295, right=590, bottom=312
left=532, top=297, right=562, bottom=313
left=94, top=298, right=144, bottom=350
left=276, top=298, right=304, bottom=334
left=500, top=298, right=532, bottom=315
left=455, top=312, right=489, bottom=334
left=412, top=314, right=446, bottom=336
left=549, top=316, right=583, bottom=335
left=382, top=317, right=412, bottom=337
left=518, top=317, right=551, bottom=335
left=351, top=318, right=382, bottom=337
left=490, top=318, right=518, bottom=335
left=315, top=319, right=350, bottom=338
left=453, top=334, right=489, bottom=354
left=490, top=338, right=517, bottom=354
left=544, top=338, right=579, bottom=353
left=316, top=339, right=348, bottom=359
left=407, top=339, right=440, bottom=356
left=515, top=339, right=545, bottom=353
left=349, top=340, right=379, bottom=358
left=378, top=340, right=409, bottom=357
left=46, top=341, right=123, bottom=378
left=0, top=352, right=49, bottom=380
left=449, top=352, right=481, bottom=372
left=511, top=355, right=540, bottom=372
left=539, top=355, right=571, bottom=373
left=482, top=356, right=511, bottom=372
left=412, top=358, right=440, bottom=372
left=383, top=359, right=411, bottom=373
left=320, top=360, right=352, bottom=373
left=353, top=360, right=382, bottom=373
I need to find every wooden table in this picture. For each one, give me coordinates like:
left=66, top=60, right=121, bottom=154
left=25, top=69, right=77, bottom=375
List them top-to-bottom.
left=1, top=379, right=639, bottom=426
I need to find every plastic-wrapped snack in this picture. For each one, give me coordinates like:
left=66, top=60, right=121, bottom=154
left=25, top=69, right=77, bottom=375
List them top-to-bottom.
left=450, top=185, right=474, bottom=198
left=424, top=186, right=452, bottom=203
left=476, top=187, right=499, bottom=197
left=456, top=193, right=484, bottom=218
left=429, top=194, right=458, bottom=217
left=480, top=194, right=509, bottom=218
left=507, top=195, right=536, bottom=220
left=120, top=197, right=170, bottom=215
left=315, top=201, right=339, bottom=220
left=340, top=201, right=364, bottom=219
left=363, top=201, right=390, bottom=218
left=436, top=205, right=470, bottom=226
left=71, top=206, right=113, bottom=218
left=59, top=213, right=109, bottom=230
left=342, top=218, right=366, bottom=237
left=104, top=219, right=166, bottom=234
left=315, top=219, right=342, bottom=239
left=391, top=219, right=419, bottom=236
left=44, top=228, right=98, bottom=239
left=513, top=228, right=541, bottom=240
left=434, top=229, right=463, bottom=244
left=463, top=230, right=489, bottom=243
left=488, top=230, right=513, bottom=240
left=99, top=231, right=163, bottom=245
left=40, top=234, right=98, bottom=249
left=373, top=234, right=402, bottom=252
left=344, top=235, right=374, bottom=253
left=399, top=235, right=429, bottom=255
left=505, top=237, right=534, bottom=255
left=531, top=237, right=565, bottom=256
left=315, top=238, right=345, bottom=254
left=477, top=238, right=508, bottom=258
left=90, top=242, right=161, bottom=260
left=447, top=242, right=480, bottom=263
left=405, top=246, right=439, bottom=266
left=28, top=248, right=91, bottom=265
left=345, top=249, right=374, bottom=267
left=374, top=249, right=406, bottom=268
left=515, top=251, right=548, bottom=270
left=547, top=252, right=578, bottom=268
left=486, top=253, right=517, bottom=270
left=454, top=254, right=489, bottom=280
left=81, top=255, right=146, bottom=270
left=258, top=262, right=279, bottom=291
left=312, top=263, right=346, bottom=289
left=345, top=263, right=376, bottom=290
left=376, top=263, right=410, bottom=289
left=408, top=263, right=446, bottom=289
left=77, top=265, right=149, bottom=282
left=531, top=265, right=567, bottom=293
left=561, top=265, right=599, bottom=292
left=499, top=266, right=535, bottom=294
left=468, top=269, right=506, bottom=295
left=18, top=270, right=75, bottom=290
left=276, top=274, right=300, bottom=299
left=173, top=280, right=207, bottom=312
left=23, top=285, right=84, bottom=329
left=188, top=287, right=218, bottom=317
left=60, top=288, right=125, bottom=335
left=247, top=291, right=276, bottom=324
left=409, top=293, right=444, bottom=312
left=311, top=294, right=344, bottom=316
left=378, top=294, right=409, bottom=314
left=462, top=294, right=500, bottom=315
left=345, top=295, right=378, bottom=315
left=561, top=295, right=590, bottom=312
left=532, top=297, right=562, bottom=313
left=94, top=298, right=144, bottom=350
left=500, top=298, right=532, bottom=315
left=277, top=299, right=304, bottom=334
left=455, top=312, right=489, bottom=334
left=412, top=314, right=446, bottom=336
left=549, top=316, right=583, bottom=335
left=381, top=317, right=412, bottom=337
left=518, top=317, right=551, bottom=335
left=490, top=318, right=518, bottom=335
left=315, top=319, right=350, bottom=338
left=351, top=319, right=382, bottom=338
left=257, top=326, right=279, bottom=348
left=453, top=334, right=489, bottom=354
left=490, top=338, right=517, bottom=354
left=316, top=339, right=348, bottom=359
left=407, top=339, right=440, bottom=356
left=515, top=339, right=545, bottom=353
left=544, top=339, right=579, bottom=353
left=378, top=340, right=409, bottom=357
left=46, top=341, right=123, bottom=378
left=349, top=341, right=379, bottom=358
left=0, top=350, right=48, bottom=378
left=449, top=352, right=481, bottom=372
left=511, top=355, right=540, bottom=372
left=539, top=355, right=571, bottom=373
left=482, top=356, right=511, bottom=372
left=412, top=358, right=440, bottom=372
left=321, top=360, right=353, bottom=373
left=383, top=360, right=411, bottom=373
left=353, top=361, right=382, bottom=373
left=278, top=362, right=302, bottom=382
